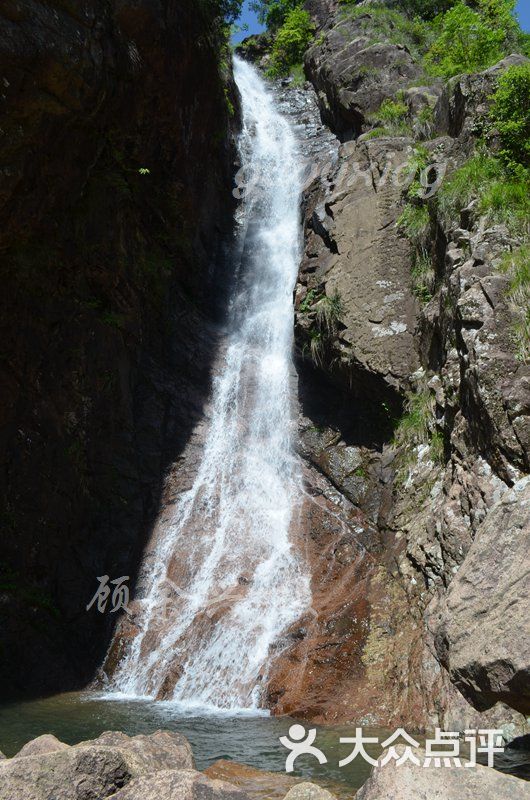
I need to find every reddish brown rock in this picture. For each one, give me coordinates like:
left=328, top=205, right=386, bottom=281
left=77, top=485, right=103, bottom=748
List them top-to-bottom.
left=204, top=760, right=299, bottom=800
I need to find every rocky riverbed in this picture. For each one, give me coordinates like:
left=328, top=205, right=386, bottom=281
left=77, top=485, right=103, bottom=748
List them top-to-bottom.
left=1, top=728, right=529, bottom=799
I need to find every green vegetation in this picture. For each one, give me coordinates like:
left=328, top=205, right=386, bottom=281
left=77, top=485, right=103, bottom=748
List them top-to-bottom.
left=203, top=0, right=244, bottom=23
left=250, top=0, right=300, bottom=29
left=338, top=0, right=526, bottom=79
left=387, top=0, right=455, bottom=19
left=424, top=0, right=528, bottom=77
left=425, top=2, right=505, bottom=76
left=339, top=3, right=435, bottom=62
left=267, top=7, right=315, bottom=76
left=289, top=62, right=307, bottom=86
left=489, top=62, right=530, bottom=168
left=365, top=95, right=417, bottom=137
left=414, top=105, right=435, bottom=139
left=363, top=127, right=389, bottom=140
left=436, top=152, right=529, bottom=235
left=397, top=203, right=430, bottom=246
left=499, top=245, right=530, bottom=362
left=411, top=248, right=435, bottom=302
left=299, top=288, right=345, bottom=366
left=315, top=290, right=345, bottom=333
left=393, top=381, right=444, bottom=472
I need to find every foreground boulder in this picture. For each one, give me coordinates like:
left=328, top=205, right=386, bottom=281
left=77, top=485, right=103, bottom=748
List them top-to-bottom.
left=429, top=477, right=530, bottom=714
left=0, top=730, right=194, bottom=800
left=13, top=734, right=69, bottom=758
left=356, top=747, right=530, bottom=799
left=204, top=759, right=299, bottom=799
left=107, top=768, right=250, bottom=799
left=283, top=783, right=337, bottom=800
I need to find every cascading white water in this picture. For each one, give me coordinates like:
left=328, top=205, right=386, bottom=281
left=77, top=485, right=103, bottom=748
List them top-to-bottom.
left=109, top=56, right=310, bottom=711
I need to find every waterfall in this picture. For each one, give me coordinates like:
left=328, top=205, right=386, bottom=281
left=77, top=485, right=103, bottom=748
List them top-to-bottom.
left=108, top=57, right=311, bottom=712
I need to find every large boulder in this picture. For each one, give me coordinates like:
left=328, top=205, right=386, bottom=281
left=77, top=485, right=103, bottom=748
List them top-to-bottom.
left=305, top=15, right=423, bottom=138
left=429, top=477, right=530, bottom=714
left=0, top=729, right=194, bottom=800
left=76, top=730, right=194, bottom=771
left=14, top=734, right=70, bottom=758
left=356, top=749, right=530, bottom=799
left=204, top=759, right=299, bottom=799
left=104, top=768, right=250, bottom=799
left=283, top=783, right=337, bottom=800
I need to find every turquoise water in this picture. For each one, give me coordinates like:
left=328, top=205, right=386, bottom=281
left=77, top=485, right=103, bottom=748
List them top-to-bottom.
left=0, top=693, right=527, bottom=795
left=0, top=693, right=387, bottom=796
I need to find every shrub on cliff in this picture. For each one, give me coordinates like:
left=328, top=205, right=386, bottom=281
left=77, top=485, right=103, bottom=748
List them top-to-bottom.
left=250, top=0, right=300, bottom=29
left=387, top=0, right=454, bottom=20
left=425, top=0, right=523, bottom=77
left=268, top=7, right=315, bottom=76
left=489, top=62, right=530, bottom=168
left=500, top=245, right=530, bottom=362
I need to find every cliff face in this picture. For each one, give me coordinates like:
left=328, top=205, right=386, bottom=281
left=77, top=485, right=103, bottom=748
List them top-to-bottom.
left=0, top=0, right=238, bottom=699
left=244, top=6, right=529, bottom=731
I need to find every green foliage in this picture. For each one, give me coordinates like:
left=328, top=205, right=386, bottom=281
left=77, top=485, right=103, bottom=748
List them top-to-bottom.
left=204, top=0, right=244, bottom=22
left=250, top=0, right=300, bottom=29
left=386, top=0, right=454, bottom=20
left=425, top=0, right=521, bottom=77
left=339, top=3, right=435, bottom=62
left=268, top=7, right=315, bottom=76
left=289, top=62, right=306, bottom=86
left=489, top=62, right=530, bottom=168
left=224, top=87, right=235, bottom=116
left=367, top=97, right=413, bottom=136
left=379, top=98, right=408, bottom=122
left=414, top=104, right=435, bottom=139
left=363, top=126, right=389, bottom=139
left=437, top=152, right=529, bottom=234
left=397, top=203, right=430, bottom=245
left=499, top=245, right=530, bottom=362
left=411, top=247, right=435, bottom=302
left=299, top=287, right=319, bottom=312
left=299, top=288, right=344, bottom=366
left=315, top=290, right=345, bottom=333
left=309, top=330, right=325, bottom=366
left=393, top=381, right=444, bottom=467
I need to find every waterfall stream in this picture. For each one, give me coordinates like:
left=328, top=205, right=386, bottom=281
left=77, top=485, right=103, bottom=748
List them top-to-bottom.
left=108, top=57, right=311, bottom=712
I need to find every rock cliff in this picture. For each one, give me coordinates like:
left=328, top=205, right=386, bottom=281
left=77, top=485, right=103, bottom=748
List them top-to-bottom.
left=0, top=0, right=239, bottom=698
left=240, top=1, right=529, bottom=733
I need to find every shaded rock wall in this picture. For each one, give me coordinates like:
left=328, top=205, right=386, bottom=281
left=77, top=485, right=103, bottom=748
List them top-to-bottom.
left=0, top=0, right=238, bottom=698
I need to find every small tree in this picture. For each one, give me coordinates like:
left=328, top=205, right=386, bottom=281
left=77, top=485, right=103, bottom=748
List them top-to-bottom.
left=250, top=0, right=300, bottom=30
left=425, top=1, right=505, bottom=76
left=269, top=7, right=314, bottom=76
left=489, top=62, right=530, bottom=168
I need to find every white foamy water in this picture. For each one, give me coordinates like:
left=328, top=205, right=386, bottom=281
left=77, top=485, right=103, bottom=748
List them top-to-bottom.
left=108, top=57, right=310, bottom=711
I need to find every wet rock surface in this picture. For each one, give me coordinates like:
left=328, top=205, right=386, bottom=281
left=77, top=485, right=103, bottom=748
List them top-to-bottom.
left=255, top=3, right=530, bottom=732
